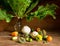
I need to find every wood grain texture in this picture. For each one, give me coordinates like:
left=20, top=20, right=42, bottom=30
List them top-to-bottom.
left=0, top=31, right=60, bottom=46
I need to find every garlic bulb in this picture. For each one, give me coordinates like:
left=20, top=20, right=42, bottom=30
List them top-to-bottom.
left=21, top=26, right=31, bottom=34
left=30, top=31, right=39, bottom=38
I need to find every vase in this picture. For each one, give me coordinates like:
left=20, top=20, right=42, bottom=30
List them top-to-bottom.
left=14, top=19, right=22, bottom=32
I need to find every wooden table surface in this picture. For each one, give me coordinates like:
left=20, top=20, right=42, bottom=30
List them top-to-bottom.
left=0, top=31, right=60, bottom=46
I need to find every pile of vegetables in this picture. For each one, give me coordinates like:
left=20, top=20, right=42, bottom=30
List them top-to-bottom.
left=0, top=0, right=57, bottom=22
left=11, top=26, right=53, bottom=43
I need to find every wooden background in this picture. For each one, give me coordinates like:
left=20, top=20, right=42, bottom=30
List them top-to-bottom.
left=0, top=0, right=60, bottom=32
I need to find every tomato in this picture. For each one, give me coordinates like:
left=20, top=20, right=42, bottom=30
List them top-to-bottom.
left=11, top=31, right=18, bottom=36
left=47, top=36, right=52, bottom=42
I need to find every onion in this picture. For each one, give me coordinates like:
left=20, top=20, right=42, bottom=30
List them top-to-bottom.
left=22, top=26, right=31, bottom=34
left=30, top=31, right=39, bottom=38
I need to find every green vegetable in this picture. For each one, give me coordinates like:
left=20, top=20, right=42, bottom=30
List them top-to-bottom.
left=31, top=29, right=34, bottom=32
left=42, top=30, right=47, bottom=36
left=38, top=31, right=43, bottom=35
left=43, top=35, right=48, bottom=41
left=18, top=37, right=26, bottom=43
left=26, top=37, right=33, bottom=42
left=26, top=37, right=29, bottom=42
left=29, top=38, right=33, bottom=42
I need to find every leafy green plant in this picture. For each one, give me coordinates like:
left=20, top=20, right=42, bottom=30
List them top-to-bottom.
left=0, top=0, right=57, bottom=22
left=7, top=0, right=32, bottom=18
left=25, top=0, right=40, bottom=14
left=26, top=4, right=57, bottom=21
left=0, top=9, right=13, bottom=22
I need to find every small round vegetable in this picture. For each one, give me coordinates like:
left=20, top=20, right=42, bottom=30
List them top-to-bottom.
left=22, top=26, right=31, bottom=34
left=36, top=28, right=41, bottom=32
left=11, top=31, right=18, bottom=36
left=30, top=31, right=39, bottom=38
left=36, top=35, right=43, bottom=41
left=12, top=36, right=18, bottom=41
left=46, top=36, right=52, bottom=42
left=26, top=37, right=29, bottom=42
left=26, top=38, right=33, bottom=42
left=29, top=38, right=33, bottom=42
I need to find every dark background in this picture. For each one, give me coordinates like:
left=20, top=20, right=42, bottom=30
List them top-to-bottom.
left=0, top=0, right=60, bottom=32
